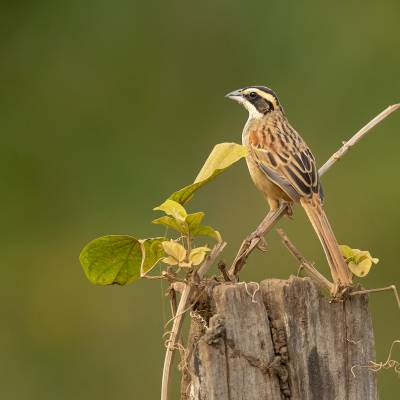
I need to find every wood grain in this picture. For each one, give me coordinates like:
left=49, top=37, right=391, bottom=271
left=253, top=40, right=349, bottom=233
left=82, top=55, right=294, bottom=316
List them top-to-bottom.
left=182, top=276, right=377, bottom=400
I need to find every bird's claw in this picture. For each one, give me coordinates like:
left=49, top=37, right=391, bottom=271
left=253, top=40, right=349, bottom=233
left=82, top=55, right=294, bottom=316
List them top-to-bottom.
left=285, top=203, right=294, bottom=218
left=256, top=237, right=268, bottom=252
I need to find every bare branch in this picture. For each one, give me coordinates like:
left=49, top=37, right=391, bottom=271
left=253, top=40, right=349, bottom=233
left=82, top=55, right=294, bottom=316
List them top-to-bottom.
left=229, top=104, right=400, bottom=279
left=319, top=104, right=400, bottom=176
left=276, top=228, right=334, bottom=294
left=161, top=241, right=226, bottom=400
left=218, top=260, right=233, bottom=282
left=350, top=285, right=400, bottom=310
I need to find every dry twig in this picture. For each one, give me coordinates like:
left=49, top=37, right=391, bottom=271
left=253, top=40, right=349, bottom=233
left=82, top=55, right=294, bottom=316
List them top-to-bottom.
left=320, top=104, right=400, bottom=175
left=276, top=228, right=334, bottom=293
left=218, top=260, right=232, bottom=282
left=350, top=285, right=400, bottom=310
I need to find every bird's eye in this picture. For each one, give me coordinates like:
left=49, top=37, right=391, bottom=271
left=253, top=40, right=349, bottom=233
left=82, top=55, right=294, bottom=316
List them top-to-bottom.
left=249, top=92, right=257, bottom=99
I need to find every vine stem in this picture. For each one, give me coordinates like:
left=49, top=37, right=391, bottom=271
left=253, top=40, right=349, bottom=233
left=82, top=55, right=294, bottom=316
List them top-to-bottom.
left=161, top=241, right=226, bottom=400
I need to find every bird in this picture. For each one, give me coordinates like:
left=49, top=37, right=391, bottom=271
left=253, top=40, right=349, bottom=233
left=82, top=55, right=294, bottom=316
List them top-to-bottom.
left=226, top=85, right=352, bottom=286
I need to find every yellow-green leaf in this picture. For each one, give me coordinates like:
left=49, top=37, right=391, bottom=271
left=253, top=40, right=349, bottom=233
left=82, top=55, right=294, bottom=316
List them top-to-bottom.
left=169, top=143, right=248, bottom=204
left=154, top=199, right=187, bottom=221
left=186, top=212, right=205, bottom=231
left=152, top=216, right=187, bottom=234
left=192, top=225, right=222, bottom=242
left=79, top=235, right=142, bottom=285
left=140, top=238, right=166, bottom=276
left=162, top=240, right=187, bottom=263
left=340, top=244, right=379, bottom=278
left=339, top=245, right=354, bottom=260
left=189, top=246, right=210, bottom=266
left=162, top=256, right=179, bottom=266
left=348, top=259, right=373, bottom=277
left=178, top=261, right=192, bottom=268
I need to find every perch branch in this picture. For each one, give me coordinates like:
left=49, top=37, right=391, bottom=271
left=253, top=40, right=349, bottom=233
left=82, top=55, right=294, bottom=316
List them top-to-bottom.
left=229, top=103, right=400, bottom=279
left=319, top=103, right=400, bottom=176
left=161, top=241, right=226, bottom=400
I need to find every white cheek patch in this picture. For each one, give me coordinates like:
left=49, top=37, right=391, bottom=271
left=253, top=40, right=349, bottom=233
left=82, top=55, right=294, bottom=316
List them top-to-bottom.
left=230, top=93, right=264, bottom=120
left=243, top=101, right=263, bottom=119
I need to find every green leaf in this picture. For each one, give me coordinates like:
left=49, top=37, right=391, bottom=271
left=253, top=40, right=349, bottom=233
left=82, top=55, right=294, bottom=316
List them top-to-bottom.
left=169, top=143, right=247, bottom=204
left=154, top=199, right=187, bottom=221
left=186, top=212, right=205, bottom=232
left=152, top=216, right=187, bottom=234
left=192, top=225, right=222, bottom=242
left=79, top=235, right=143, bottom=285
left=140, top=238, right=166, bottom=276
left=340, top=244, right=379, bottom=278
left=339, top=245, right=354, bottom=260
left=348, top=259, right=372, bottom=277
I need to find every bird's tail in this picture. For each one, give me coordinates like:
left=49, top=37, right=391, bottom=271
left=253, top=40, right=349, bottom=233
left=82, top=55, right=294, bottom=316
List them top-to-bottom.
left=300, top=198, right=352, bottom=286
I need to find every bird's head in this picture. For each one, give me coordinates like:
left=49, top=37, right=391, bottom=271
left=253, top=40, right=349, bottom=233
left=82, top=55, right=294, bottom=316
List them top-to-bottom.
left=225, top=86, right=282, bottom=119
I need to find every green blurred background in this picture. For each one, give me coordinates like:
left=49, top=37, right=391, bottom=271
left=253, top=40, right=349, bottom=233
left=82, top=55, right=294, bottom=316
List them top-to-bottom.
left=1, top=1, right=399, bottom=398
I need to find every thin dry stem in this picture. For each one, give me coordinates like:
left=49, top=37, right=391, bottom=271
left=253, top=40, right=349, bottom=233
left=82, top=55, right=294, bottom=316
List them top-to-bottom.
left=230, top=104, right=400, bottom=281
left=320, top=104, right=400, bottom=176
left=276, top=228, right=334, bottom=294
left=161, top=241, right=226, bottom=400
left=218, top=260, right=232, bottom=282
left=350, top=285, right=400, bottom=310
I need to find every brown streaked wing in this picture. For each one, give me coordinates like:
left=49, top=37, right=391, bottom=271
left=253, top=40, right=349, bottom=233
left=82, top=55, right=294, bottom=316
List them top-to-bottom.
left=248, top=137, right=320, bottom=201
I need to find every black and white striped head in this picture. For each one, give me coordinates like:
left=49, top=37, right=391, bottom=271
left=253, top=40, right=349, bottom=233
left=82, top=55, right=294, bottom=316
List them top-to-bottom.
left=225, top=86, right=282, bottom=119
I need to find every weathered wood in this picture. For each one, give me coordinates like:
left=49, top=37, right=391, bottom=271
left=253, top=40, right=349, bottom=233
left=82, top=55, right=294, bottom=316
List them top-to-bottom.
left=182, top=276, right=377, bottom=400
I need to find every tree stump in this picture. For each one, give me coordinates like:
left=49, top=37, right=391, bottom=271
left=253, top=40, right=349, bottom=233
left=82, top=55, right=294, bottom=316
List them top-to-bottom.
left=181, top=276, right=377, bottom=400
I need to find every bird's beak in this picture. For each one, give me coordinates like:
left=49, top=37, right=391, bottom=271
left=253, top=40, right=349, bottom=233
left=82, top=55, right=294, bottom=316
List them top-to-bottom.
left=225, top=89, right=243, bottom=101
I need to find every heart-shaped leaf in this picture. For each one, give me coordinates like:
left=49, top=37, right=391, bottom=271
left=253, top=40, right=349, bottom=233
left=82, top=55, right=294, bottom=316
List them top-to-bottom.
left=186, top=212, right=205, bottom=232
left=152, top=216, right=187, bottom=234
left=192, top=225, right=222, bottom=242
left=80, top=235, right=142, bottom=285
left=140, top=237, right=166, bottom=276
left=162, top=240, right=187, bottom=264
left=339, top=244, right=379, bottom=278
left=189, top=246, right=210, bottom=266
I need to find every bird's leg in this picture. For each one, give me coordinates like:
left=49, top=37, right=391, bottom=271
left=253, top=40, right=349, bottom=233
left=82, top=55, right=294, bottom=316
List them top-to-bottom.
left=285, top=202, right=294, bottom=218
left=229, top=203, right=289, bottom=280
